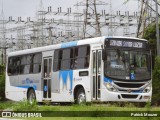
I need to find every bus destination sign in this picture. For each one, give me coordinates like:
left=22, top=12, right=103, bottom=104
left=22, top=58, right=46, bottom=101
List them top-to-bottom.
left=107, top=39, right=146, bottom=48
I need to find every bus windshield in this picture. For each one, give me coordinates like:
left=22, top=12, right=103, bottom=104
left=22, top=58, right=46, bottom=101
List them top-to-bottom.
left=104, top=49, right=151, bottom=81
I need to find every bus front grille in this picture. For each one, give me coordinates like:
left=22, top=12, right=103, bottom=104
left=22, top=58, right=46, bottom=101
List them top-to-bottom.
left=114, top=82, right=145, bottom=88
left=118, top=89, right=142, bottom=93
left=121, top=94, right=138, bottom=99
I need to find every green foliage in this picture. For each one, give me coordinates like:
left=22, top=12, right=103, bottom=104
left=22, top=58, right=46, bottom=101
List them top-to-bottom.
left=143, top=23, right=156, bottom=50
left=143, top=23, right=157, bottom=68
left=143, top=23, right=160, bottom=106
left=152, top=56, right=160, bottom=105
left=0, top=64, right=5, bottom=74
left=0, top=72, right=5, bottom=101
left=13, top=100, right=39, bottom=111
left=0, top=101, right=15, bottom=110
left=1, top=101, right=160, bottom=120
left=145, top=101, right=151, bottom=111
left=124, top=102, right=135, bottom=108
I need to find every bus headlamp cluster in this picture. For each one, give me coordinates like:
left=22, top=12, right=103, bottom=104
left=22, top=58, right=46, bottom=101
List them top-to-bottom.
left=105, top=82, right=117, bottom=92
left=143, top=84, right=152, bottom=93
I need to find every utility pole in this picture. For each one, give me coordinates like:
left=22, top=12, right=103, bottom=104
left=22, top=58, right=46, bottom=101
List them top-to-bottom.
left=0, top=0, right=7, bottom=65
left=36, top=0, right=46, bottom=47
left=76, top=0, right=107, bottom=38
left=83, top=0, right=101, bottom=38
left=108, top=0, right=114, bottom=36
left=156, top=0, right=160, bottom=56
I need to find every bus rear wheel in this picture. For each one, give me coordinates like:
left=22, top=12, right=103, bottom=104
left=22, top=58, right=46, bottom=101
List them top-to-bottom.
left=76, top=88, right=86, bottom=104
left=27, top=89, right=36, bottom=104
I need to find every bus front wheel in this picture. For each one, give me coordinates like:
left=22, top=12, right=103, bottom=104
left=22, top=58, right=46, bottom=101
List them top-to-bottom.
left=76, top=88, right=86, bottom=104
left=27, top=89, right=36, bottom=104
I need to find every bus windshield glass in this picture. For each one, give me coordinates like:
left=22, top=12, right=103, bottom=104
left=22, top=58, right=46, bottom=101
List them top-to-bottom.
left=104, top=49, right=151, bottom=80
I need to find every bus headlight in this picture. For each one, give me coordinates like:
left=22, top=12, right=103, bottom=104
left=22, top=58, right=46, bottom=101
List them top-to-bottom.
left=105, top=82, right=117, bottom=92
left=143, top=84, right=151, bottom=93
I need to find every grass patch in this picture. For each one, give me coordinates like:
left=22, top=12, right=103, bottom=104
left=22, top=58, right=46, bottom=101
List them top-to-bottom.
left=13, top=100, right=39, bottom=111
left=0, top=101, right=160, bottom=119
left=0, top=101, right=16, bottom=110
left=1, top=101, right=160, bottom=111
left=25, top=117, right=159, bottom=120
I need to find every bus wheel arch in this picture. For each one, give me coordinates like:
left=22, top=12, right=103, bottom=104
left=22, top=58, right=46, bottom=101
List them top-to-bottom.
left=74, top=85, right=86, bottom=104
left=27, top=88, right=36, bottom=104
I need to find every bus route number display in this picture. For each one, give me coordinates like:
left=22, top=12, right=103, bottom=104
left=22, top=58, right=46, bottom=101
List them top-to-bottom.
left=109, top=40, right=144, bottom=48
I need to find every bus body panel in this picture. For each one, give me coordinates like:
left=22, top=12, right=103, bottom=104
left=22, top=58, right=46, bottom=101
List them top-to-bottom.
left=50, top=69, right=91, bottom=102
left=72, top=69, right=91, bottom=102
left=6, top=74, right=43, bottom=102
left=6, top=86, right=27, bottom=101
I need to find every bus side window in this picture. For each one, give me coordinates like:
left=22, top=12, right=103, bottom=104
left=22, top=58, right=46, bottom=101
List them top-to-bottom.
left=53, top=45, right=90, bottom=71
left=76, top=45, right=90, bottom=69
left=86, top=46, right=90, bottom=67
left=71, top=47, right=78, bottom=69
left=61, top=49, right=71, bottom=70
left=53, top=50, right=61, bottom=72
left=33, top=53, right=42, bottom=73
left=20, top=55, right=31, bottom=74
left=8, top=57, right=20, bottom=75
left=8, top=57, right=13, bottom=75
left=43, top=59, right=48, bottom=77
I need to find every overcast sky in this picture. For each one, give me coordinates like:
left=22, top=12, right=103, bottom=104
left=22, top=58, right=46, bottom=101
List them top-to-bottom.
left=0, top=0, right=139, bottom=20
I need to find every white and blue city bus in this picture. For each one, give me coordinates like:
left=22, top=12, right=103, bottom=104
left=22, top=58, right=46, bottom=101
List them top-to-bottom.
left=5, top=36, right=152, bottom=104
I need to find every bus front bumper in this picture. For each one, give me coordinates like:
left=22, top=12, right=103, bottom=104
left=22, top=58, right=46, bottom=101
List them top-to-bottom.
left=101, top=89, right=152, bottom=102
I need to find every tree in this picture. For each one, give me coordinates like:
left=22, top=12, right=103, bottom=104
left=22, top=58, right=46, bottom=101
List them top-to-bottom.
left=143, top=23, right=160, bottom=105
left=143, top=23, right=156, bottom=53
left=151, top=57, right=160, bottom=105
left=0, top=65, right=5, bottom=101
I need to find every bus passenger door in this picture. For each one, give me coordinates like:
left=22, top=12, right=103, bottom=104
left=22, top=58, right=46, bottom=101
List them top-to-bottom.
left=92, top=50, right=102, bottom=101
left=42, top=57, right=52, bottom=100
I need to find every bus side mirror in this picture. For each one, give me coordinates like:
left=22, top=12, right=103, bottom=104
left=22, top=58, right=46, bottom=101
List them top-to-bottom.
left=102, top=49, right=106, bottom=60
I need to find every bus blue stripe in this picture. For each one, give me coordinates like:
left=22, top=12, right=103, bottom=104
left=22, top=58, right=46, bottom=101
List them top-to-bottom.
left=61, top=41, right=77, bottom=48
left=16, top=85, right=37, bottom=90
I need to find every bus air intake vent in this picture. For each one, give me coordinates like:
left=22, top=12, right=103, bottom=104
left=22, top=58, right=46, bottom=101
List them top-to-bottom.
left=114, top=82, right=144, bottom=88
left=121, top=94, right=138, bottom=99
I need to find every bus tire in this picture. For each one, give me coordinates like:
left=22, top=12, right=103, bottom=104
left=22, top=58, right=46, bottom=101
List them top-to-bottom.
left=76, top=88, right=86, bottom=104
left=27, top=89, right=36, bottom=104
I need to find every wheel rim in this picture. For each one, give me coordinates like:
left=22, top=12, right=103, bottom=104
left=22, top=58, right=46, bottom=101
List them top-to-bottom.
left=29, top=92, right=35, bottom=104
left=78, top=92, right=86, bottom=104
